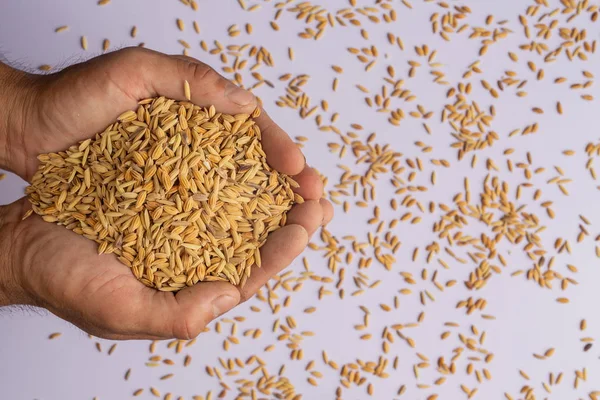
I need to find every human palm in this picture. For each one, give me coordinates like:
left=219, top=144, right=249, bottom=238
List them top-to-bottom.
left=1, top=48, right=332, bottom=339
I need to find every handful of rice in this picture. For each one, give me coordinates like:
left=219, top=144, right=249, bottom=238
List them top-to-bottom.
left=25, top=96, right=302, bottom=291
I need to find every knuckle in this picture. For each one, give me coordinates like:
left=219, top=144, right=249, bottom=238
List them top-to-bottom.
left=117, top=46, right=148, bottom=62
left=113, top=47, right=153, bottom=71
left=189, top=61, right=217, bottom=84
left=239, top=288, right=255, bottom=304
left=172, top=317, right=203, bottom=340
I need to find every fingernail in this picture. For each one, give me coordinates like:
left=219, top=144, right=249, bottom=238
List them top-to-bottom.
left=225, top=82, right=255, bottom=106
left=212, top=295, right=238, bottom=318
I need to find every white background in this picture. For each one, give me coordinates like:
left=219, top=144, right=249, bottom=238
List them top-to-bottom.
left=1, top=0, right=600, bottom=399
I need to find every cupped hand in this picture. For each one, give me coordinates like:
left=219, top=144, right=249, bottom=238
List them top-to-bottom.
left=0, top=47, right=333, bottom=339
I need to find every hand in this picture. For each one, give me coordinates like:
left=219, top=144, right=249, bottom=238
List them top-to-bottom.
left=0, top=47, right=333, bottom=340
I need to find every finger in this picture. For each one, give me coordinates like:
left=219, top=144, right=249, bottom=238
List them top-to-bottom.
left=26, top=48, right=257, bottom=164
left=126, top=49, right=304, bottom=175
left=137, top=50, right=257, bottom=114
left=255, top=111, right=305, bottom=175
left=292, top=166, right=324, bottom=200
left=14, top=192, right=241, bottom=341
left=320, top=198, right=334, bottom=225
left=284, top=200, right=324, bottom=238
left=238, top=224, right=308, bottom=302
left=126, top=281, right=240, bottom=339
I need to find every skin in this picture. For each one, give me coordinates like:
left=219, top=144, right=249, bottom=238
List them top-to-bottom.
left=0, top=47, right=333, bottom=340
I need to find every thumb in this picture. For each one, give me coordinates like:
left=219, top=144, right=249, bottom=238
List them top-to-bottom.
left=111, top=48, right=305, bottom=175
left=133, top=49, right=257, bottom=114
left=136, top=281, right=240, bottom=339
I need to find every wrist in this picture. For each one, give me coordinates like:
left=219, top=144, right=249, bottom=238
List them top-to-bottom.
left=0, top=62, right=38, bottom=179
